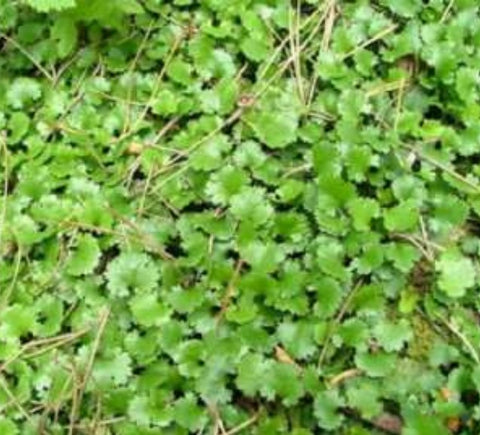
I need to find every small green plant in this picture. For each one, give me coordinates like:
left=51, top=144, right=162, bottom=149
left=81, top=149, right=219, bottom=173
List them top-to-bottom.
left=1, top=0, right=480, bottom=433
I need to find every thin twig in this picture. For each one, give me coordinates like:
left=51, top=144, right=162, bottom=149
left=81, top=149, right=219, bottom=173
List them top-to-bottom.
left=256, top=0, right=332, bottom=84
left=307, top=0, right=336, bottom=107
left=440, top=0, right=455, bottom=22
left=253, top=2, right=334, bottom=100
left=289, top=4, right=305, bottom=103
left=122, top=21, right=155, bottom=135
left=342, top=24, right=398, bottom=60
left=0, top=32, right=54, bottom=82
left=115, top=34, right=184, bottom=144
left=393, top=76, right=407, bottom=131
left=366, top=79, right=411, bottom=97
left=146, top=108, right=244, bottom=200
left=125, top=116, right=180, bottom=189
left=0, top=132, right=9, bottom=253
left=403, top=143, right=480, bottom=193
left=283, top=163, right=312, bottom=178
left=137, top=165, right=155, bottom=218
left=104, top=205, right=173, bottom=260
left=418, top=215, right=434, bottom=260
left=61, top=218, right=173, bottom=260
left=391, top=233, right=434, bottom=263
left=0, top=246, right=22, bottom=310
left=216, top=259, right=244, bottom=326
left=318, top=280, right=363, bottom=368
left=69, top=307, right=110, bottom=435
left=437, top=315, right=480, bottom=364
left=0, top=328, right=90, bottom=374
left=328, top=368, right=362, bottom=387
left=0, top=376, right=31, bottom=421
left=207, top=402, right=228, bottom=435
left=225, top=413, right=259, bottom=435
left=71, top=416, right=126, bottom=430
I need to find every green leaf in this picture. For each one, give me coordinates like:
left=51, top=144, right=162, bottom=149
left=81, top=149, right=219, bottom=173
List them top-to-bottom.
left=383, top=0, right=421, bottom=17
left=51, top=16, right=78, bottom=57
left=241, top=37, right=271, bottom=62
left=167, top=58, right=193, bottom=85
left=455, top=67, right=479, bottom=102
left=7, top=78, right=42, bottom=109
left=151, top=89, right=179, bottom=115
left=250, top=110, right=298, bottom=148
left=8, top=112, right=30, bottom=144
left=190, top=134, right=232, bottom=171
left=206, top=165, right=248, bottom=205
left=317, top=174, right=356, bottom=208
left=230, top=187, right=273, bottom=227
left=347, top=197, right=380, bottom=231
left=384, top=200, right=419, bottom=232
left=65, top=234, right=101, bottom=276
left=316, top=238, right=349, bottom=281
left=239, top=241, right=285, bottom=273
left=386, top=243, right=420, bottom=273
left=436, top=249, right=475, bottom=298
left=106, top=252, right=160, bottom=297
left=314, top=277, right=343, bottom=318
left=166, top=286, right=204, bottom=314
left=129, top=293, right=170, bottom=327
left=34, top=295, right=64, bottom=337
left=0, top=304, right=36, bottom=340
left=339, top=318, right=369, bottom=349
left=373, top=318, right=413, bottom=352
left=277, top=321, right=316, bottom=359
left=355, top=351, right=396, bottom=377
left=236, top=354, right=269, bottom=396
left=267, top=362, right=304, bottom=405
left=346, top=382, right=382, bottom=419
left=314, top=391, right=344, bottom=430
left=128, top=395, right=173, bottom=427
left=173, top=395, right=207, bottom=431
left=128, top=396, right=154, bottom=426
left=404, top=411, right=450, bottom=435
left=0, top=418, right=18, bottom=435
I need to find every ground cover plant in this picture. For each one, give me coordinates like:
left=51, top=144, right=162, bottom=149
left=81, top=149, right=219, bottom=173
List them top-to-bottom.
left=1, top=0, right=480, bottom=433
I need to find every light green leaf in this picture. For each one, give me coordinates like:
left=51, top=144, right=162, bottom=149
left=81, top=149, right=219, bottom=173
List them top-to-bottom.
left=51, top=16, right=78, bottom=57
left=7, top=78, right=42, bottom=109
left=249, top=111, right=299, bottom=149
left=8, top=112, right=30, bottom=144
left=230, top=187, right=273, bottom=227
left=347, top=197, right=380, bottom=231
left=384, top=200, right=419, bottom=232
left=66, top=234, right=101, bottom=276
left=239, top=241, right=285, bottom=273
left=436, top=249, right=475, bottom=298
left=106, top=252, right=160, bottom=297
left=129, top=293, right=170, bottom=327
left=373, top=318, right=413, bottom=352
left=277, top=321, right=316, bottom=359
left=355, top=351, right=396, bottom=377
left=236, top=354, right=269, bottom=396
left=314, top=391, right=344, bottom=430
left=173, top=395, right=207, bottom=431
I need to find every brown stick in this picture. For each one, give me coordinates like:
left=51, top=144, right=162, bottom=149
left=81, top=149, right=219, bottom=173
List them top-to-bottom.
left=216, top=260, right=244, bottom=325
left=68, top=308, right=110, bottom=435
